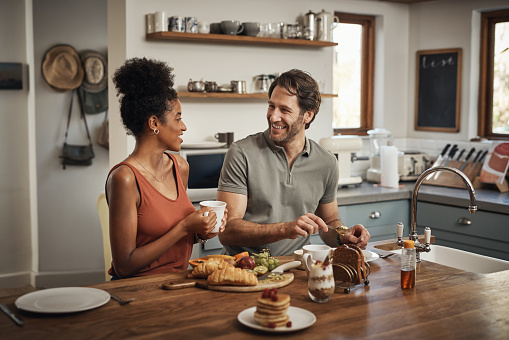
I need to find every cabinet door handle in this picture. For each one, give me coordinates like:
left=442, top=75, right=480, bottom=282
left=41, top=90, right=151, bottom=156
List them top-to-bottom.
left=369, top=211, right=381, bottom=219
left=457, top=217, right=472, bottom=225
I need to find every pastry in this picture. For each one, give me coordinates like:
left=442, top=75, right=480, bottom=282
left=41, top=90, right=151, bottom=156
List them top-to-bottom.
left=191, top=258, right=233, bottom=278
left=207, top=266, right=258, bottom=286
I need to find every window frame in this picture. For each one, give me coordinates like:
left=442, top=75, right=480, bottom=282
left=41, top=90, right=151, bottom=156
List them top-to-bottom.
left=478, top=9, right=509, bottom=141
left=333, top=12, right=375, bottom=136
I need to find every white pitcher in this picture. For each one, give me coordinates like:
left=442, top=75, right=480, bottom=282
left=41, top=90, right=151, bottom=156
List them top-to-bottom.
left=316, top=9, right=340, bottom=42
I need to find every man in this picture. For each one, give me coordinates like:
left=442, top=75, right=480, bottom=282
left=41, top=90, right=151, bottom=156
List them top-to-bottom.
left=217, top=69, right=370, bottom=256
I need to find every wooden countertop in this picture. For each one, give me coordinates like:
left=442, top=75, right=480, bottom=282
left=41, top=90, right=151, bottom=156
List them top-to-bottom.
left=1, top=246, right=508, bottom=339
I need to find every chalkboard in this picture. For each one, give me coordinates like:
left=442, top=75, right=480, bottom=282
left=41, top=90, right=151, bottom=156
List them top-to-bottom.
left=415, top=48, right=462, bottom=132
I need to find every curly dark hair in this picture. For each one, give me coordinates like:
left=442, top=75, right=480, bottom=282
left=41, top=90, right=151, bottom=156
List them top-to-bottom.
left=112, top=57, right=178, bottom=137
left=268, top=69, right=321, bottom=129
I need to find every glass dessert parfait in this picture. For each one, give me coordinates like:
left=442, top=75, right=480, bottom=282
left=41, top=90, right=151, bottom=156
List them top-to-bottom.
left=307, top=257, right=335, bottom=303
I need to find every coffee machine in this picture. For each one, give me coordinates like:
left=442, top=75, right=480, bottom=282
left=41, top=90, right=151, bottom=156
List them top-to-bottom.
left=320, top=136, right=363, bottom=186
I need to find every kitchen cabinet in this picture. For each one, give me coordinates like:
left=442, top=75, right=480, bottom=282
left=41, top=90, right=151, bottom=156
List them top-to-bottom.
left=310, top=199, right=411, bottom=245
left=415, top=202, right=509, bottom=261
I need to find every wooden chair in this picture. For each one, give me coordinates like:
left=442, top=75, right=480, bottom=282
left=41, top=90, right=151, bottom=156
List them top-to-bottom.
left=96, top=193, right=112, bottom=281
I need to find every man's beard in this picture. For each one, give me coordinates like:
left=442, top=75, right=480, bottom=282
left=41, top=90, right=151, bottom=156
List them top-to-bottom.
left=269, top=114, right=305, bottom=144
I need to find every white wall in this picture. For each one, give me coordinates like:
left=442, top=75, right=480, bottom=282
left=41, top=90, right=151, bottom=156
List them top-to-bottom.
left=0, top=0, right=34, bottom=288
left=1, top=0, right=507, bottom=289
left=109, top=0, right=412, bottom=164
left=407, top=0, right=509, bottom=143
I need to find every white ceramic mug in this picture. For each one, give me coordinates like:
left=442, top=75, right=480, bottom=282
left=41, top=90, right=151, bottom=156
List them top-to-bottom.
left=154, top=11, right=167, bottom=32
left=146, top=13, right=155, bottom=34
left=169, top=16, right=185, bottom=32
left=185, top=17, right=198, bottom=33
left=198, top=21, right=210, bottom=34
left=199, top=200, right=226, bottom=233
left=302, top=244, right=331, bottom=273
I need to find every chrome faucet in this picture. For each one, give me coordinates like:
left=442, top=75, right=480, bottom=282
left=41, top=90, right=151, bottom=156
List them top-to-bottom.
left=397, top=166, right=477, bottom=262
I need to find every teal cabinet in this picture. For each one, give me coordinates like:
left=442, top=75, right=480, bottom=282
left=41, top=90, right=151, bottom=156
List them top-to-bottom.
left=311, top=199, right=411, bottom=244
left=416, top=202, right=509, bottom=261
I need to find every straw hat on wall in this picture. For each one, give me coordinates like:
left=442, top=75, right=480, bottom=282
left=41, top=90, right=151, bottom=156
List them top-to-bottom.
left=42, top=44, right=84, bottom=91
left=80, top=50, right=107, bottom=93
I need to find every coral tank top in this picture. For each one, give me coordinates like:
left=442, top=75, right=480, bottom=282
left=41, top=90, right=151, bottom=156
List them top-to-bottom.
left=107, top=152, right=196, bottom=276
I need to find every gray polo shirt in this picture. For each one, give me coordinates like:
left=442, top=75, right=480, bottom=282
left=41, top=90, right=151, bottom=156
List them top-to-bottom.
left=218, top=129, right=339, bottom=256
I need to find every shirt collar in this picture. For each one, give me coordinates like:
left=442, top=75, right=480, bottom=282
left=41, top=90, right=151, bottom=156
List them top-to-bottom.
left=263, top=129, right=310, bottom=156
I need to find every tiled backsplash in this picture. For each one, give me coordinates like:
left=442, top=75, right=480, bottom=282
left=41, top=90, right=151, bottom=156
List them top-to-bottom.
left=350, top=137, right=493, bottom=180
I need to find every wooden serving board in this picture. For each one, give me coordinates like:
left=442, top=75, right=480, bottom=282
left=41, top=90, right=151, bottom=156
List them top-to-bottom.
left=162, top=273, right=294, bottom=293
left=208, top=273, right=294, bottom=292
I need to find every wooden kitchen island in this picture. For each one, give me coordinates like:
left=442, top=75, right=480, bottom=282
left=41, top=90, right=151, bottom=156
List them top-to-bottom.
left=1, top=242, right=508, bottom=339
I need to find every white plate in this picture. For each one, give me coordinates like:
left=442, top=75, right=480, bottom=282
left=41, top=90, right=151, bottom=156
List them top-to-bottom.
left=181, top=142, right=226, bottom=149
left=363, top=250, right=379, bottom=262
left=15, top=287, right=110, bottom=314
left=238, top=306, right=316, bottom=333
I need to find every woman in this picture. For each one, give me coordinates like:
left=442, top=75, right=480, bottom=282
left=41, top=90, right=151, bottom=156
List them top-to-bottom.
left=106, top=57, right=224, bottom=279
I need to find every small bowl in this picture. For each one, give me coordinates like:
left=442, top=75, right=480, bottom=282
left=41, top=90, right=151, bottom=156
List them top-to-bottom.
left=218, top=85, right=232, bottom=92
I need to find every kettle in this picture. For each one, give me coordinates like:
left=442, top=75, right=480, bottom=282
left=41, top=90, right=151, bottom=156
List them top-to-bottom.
left=316, top=9, right=339, bottom=42
left=253, top=74, right=276, bottom=93
left=188, top=78, right=205, bottom=92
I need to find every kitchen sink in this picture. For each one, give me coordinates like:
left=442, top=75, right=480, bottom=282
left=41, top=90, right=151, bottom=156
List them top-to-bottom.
left=390, top=245, right=509, bottom=274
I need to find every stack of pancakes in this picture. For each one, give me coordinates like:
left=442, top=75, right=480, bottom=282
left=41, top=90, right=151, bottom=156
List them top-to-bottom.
left=254, top=290, right=291, bottom=328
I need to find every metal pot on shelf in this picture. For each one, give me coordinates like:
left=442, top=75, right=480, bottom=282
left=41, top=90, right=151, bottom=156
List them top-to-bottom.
left=303, top=10, right=316, bottom=40
left=253, top=74, right=276, bottom=93
left=188, top=79, right=205, bottom=92
left=231, top=80, right=246, bottom=94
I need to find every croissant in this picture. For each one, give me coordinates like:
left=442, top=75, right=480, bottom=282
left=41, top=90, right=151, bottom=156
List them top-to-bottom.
left=191, top=258, right=233, bottom=278
left=207, top=266, right=258, bottom=286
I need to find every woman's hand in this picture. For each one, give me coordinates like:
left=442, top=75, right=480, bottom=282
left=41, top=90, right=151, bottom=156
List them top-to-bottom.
left=182, top=207, right=217, bottom=236
left=200, top=208, right=228, bottom=240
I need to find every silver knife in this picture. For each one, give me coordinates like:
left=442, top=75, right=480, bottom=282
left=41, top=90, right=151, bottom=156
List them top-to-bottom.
left=426, top=144, right=451, bottom=180
left=435, top=145, right=458, bottom=179
left=458, top=147, right=476, bottom=171
left=455, top=149, right=465, bottom=164
left=471, top=150, right=489, bottom=174
left=258, top=260, right=302, bottom=280
left=0, top=303, right=23, bottom=326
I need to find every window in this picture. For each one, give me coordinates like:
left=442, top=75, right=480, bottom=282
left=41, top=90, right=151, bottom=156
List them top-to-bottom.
left=479, top=9, right=509, bottom=140
left=332, top=12, right=375, bottom=136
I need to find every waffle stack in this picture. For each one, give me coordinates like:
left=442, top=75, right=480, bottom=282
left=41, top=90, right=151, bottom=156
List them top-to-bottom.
left=254, top=288, right=291, bottom=328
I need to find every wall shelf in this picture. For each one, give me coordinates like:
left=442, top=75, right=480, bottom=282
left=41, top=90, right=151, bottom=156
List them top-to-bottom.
left=146, top=31, right=338, bottom=48
left=177, top=92, right=337, bottom=99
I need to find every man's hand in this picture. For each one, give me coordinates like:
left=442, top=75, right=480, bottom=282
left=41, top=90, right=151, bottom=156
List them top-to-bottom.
left=284, top=213, right=328, bottom=239
left=340, top=224, right=370, bottom=249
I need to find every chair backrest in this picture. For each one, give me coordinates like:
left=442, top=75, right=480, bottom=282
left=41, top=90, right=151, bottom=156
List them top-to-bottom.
left=96, top=192, right=112, bottom=281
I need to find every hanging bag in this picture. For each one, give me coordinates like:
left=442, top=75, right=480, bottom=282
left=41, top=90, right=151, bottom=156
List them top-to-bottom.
left=60, top=89, right=95, bottom=169
left=97, top=110, right=109, bottom=149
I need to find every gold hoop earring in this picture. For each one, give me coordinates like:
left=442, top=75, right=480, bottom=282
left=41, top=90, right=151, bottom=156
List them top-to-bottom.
left=154, top=128, right=159, bottom=135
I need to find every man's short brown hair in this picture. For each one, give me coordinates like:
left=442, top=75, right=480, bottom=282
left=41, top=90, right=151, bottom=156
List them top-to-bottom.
left=268, top=69, right=321, bottom=129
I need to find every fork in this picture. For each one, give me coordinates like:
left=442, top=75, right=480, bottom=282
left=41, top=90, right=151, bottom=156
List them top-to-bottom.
left=110, top=294, right=135, bottom=305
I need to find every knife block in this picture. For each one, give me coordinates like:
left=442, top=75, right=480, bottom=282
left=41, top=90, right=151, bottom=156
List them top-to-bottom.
left=422, top=160, right=481, bottom=189
left=473, top=176, right=509, bottom=193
